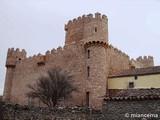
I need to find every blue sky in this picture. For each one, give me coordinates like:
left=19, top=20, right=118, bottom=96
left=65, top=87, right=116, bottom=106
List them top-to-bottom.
left=0, top=0, right=160, bottom=95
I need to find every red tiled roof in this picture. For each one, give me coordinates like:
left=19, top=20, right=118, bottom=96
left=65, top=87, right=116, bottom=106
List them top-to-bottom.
left=109, top=66, right=160, bottom=78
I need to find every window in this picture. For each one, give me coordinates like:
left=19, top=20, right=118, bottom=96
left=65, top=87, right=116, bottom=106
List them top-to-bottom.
left=95, top=27, right=97, bottom=32
left=87, top=50, right=90, bottom=59
left=17, top=58, right=22, bottom=63
left=18, top=58, right=22, bottom=61
left=87, top=66, right=90, bottom=77
left=134, top=76, right=138, bottom=80
left=128, top=82, right=134, bottom=88
left=86, top=92, right=90, bottom=107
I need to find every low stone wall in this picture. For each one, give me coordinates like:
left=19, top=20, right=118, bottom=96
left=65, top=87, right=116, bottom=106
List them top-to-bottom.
left=1, top=96, right=160, bottom=120
left=103, top=96, right=160, bottom=120
left=0, top=102, right=102, bottom=120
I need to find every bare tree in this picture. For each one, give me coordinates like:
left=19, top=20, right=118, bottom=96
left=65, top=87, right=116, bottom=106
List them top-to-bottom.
left=27, top=68, right=77, bottom=107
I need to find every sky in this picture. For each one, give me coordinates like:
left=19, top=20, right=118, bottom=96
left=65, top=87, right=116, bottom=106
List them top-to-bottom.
left=0, top=0, right=160, bottom=95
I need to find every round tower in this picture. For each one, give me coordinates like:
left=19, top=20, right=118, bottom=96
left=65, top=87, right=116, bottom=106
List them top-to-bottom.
left=64, top=12, right=108, bottom=45
left=64, top=13, right=109, bottom=108
left=82, top=13, right=109, bottom=108
left=84, top=13, right=108, bottom=108
left=84, top=41, right=108, bottom=108
left=3, top=48, right=26, bottom=102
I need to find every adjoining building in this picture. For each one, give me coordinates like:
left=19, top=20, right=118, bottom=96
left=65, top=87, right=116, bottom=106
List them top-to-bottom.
left=3, top=13, right=158, bottom=108
left=108, top=66, right=160, bottom=97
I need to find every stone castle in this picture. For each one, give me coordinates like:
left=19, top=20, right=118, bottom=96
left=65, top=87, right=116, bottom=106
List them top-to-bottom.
left=3, top=13, right=154, bottom=108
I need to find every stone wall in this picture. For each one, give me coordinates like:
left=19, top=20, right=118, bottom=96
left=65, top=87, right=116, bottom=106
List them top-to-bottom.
left=65, top=13, right=108, bottom=45
left=3, top=41, right=88, bottom=107
left=3, top=41, right=132, bottom=108
left=107, top=44, right=130, bottom=76
left=136, top=56, right=154, bottom=67
left=103, top=96, right=160, bottom=120
left=1, top=97, right=160, bottom=120
left=0, top=102, right=102, bottom=120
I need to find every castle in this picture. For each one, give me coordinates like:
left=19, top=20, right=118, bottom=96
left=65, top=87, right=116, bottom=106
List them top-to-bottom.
left=3, top=13, right=156, bottom=108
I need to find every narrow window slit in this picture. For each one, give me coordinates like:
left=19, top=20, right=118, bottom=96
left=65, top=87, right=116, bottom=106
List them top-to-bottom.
left=95, top=27, right=97, bottom=32
left=87, top=50, right=90, bottom=59
left=87, top=66, right=90, bottom=77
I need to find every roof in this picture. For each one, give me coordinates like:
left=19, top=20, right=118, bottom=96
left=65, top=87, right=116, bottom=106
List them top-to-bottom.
left=109, top=66, right=160, bottom=78
left=108, top=88, right=160, bottom=97
left=104, top=95, right=160, bottom=101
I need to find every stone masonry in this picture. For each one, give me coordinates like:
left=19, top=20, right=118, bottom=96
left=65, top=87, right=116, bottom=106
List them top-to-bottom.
left=3, top=13, right=154, bottom=108
left=103, top=96, right=160, bottom=120
left=1, top=98, right=160, bottom=120
left=0, top=102, right=102, bottom=120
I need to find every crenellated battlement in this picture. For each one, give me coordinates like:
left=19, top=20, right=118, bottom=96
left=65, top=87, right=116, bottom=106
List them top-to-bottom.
left=65, top=13, right=107, bottom=30
left=65, top=13, right=108, bottom=45
left=108, top=44, right=130, bottom=59
left=12, top=45, right=72, bottom=66
left=44, top=46, right=63, bottom=56
left=6, top=48, right=27, bottom=68
left=8, top=48, right=26, bottom=55
left=136, top=56, right=154, bottom=67
left=136, top=56, right=153, bottom=61
left=130, top=59, right=144, bottom=68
